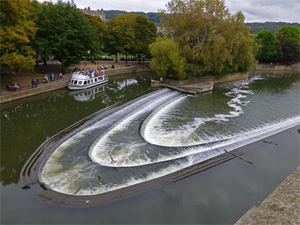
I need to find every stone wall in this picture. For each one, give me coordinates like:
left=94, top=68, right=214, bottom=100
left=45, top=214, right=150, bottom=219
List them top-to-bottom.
left=254, top=64, right=300, bottom=72
left=214, top=72, right=249, bottom=84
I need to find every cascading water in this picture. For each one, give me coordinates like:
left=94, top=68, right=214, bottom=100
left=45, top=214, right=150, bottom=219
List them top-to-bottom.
left=39, top=74, right=300, bottom=196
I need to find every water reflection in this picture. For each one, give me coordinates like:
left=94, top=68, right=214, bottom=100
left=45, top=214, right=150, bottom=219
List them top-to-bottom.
left=69, top=84, right=107, bottom=102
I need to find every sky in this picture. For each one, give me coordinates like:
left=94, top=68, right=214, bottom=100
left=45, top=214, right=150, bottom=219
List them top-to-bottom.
left=43, top=0, right=300, bottom=23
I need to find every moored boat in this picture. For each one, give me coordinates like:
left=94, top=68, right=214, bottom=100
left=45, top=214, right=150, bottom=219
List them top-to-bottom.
left=68, top=69, right=108, bottom=90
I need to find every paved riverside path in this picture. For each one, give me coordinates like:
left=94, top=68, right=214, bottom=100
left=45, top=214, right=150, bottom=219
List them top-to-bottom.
left=0, top=65, right=152, bottom=103
left=235, top=166, right=300, bottom=225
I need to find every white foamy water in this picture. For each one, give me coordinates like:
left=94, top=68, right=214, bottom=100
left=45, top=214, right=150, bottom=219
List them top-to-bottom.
left=38, top=75, right=300, bottom=196
left=143, top=78, right=258, bottom=147
left=89, top=91, right=182, bottom=166
left=95, top=115, right=300, bottom=167
left=40, top=116, right=300, bottom=195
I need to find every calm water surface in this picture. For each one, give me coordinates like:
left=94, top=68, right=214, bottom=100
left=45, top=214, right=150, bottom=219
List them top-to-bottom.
left=1, top=71, right=299, bottom=224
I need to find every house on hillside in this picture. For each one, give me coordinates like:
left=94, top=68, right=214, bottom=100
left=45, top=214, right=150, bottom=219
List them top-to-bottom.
left=80, top=7, right=105, bottom=22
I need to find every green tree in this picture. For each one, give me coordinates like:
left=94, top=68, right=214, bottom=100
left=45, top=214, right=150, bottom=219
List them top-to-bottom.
left=0, top=0, right=37, bottom=72
left=161, top=0, right=256, bottom=76
left=34, top=2, right=100, bottom=72
left=83, top=13, right=106, bottom=51
left=104, top=14, right=136, bottom=63
left=133, top=15, right=158, bottom=63
left=276, top=25, right=300, bottom=63
left=255, top=30, right=277, bottom=62
left=149, top=37, right=186, bottom=80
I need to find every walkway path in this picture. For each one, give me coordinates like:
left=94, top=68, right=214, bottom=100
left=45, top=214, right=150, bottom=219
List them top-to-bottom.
left=235, top=166, right=300, bottom=224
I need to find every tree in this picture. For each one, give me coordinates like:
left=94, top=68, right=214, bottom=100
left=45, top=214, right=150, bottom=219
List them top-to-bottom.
left=0, top=0, right=37, bottom=72
left=161, top=0, right=257, bottom=76
left=34, top=2, right=100, bottom=72
left=83, top=14, right=106, bottom=51
left=104, top=14, right=136, bottom=63
left=133, top=15, right=158, bottom=63
left=276, top=25, right=300, bottom=63
left=255, top=30, right=277, bottom=62
left=149, top=37, right=186, bottom=80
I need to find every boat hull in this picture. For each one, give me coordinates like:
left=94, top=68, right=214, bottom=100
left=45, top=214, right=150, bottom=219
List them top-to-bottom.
left=68, top=79, right=108, bottom=91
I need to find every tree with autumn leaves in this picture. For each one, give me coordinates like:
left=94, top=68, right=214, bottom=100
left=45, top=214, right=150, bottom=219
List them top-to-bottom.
left=0, top=0, right=37, bottom=72
left=0, top=0, right=157, bottom=73
left=152, top=0, right=258, bottom=78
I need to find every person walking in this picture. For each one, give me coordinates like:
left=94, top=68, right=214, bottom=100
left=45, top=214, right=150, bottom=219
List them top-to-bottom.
left=44, top=75, right=49, bottom=83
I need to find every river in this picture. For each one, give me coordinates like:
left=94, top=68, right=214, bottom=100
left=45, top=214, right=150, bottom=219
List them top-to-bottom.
left=1, top=71, right=299, bottom=224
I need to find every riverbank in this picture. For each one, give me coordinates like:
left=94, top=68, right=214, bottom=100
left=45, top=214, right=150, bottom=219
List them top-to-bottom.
left=254, top=63, right=300, bottom=72
left=0, top=65, right=152, bottom=104
left=155, top=72, right=248, bottom=94
left=235, top=166, right=300, bottom=224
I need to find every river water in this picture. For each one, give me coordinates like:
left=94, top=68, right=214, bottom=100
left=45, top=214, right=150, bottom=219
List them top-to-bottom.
left=1, top=71, right=299, bottom=224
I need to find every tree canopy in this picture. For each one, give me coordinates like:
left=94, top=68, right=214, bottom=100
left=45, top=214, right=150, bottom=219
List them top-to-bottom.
left=0, top=0, right=37, bottom=72
left=161, top=0, right=257, bottom=77
left=34, top=1, right=100, bottom=70
left=83, top=13, right=107, bottom=51
left=104, top=13, right=157, bottom=63
left=104, top=14, right=136, bottom=62
left=133, top=15, right=158, bottom=62
left=276, top=25, right=300, bottom=63
left=255, top=30, right=277, bottom=62
left=150, top=37, right=186, bottom=80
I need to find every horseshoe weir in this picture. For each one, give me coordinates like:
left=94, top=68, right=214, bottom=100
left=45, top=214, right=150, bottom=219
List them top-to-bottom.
left=1, top=71, right=299, bottom=223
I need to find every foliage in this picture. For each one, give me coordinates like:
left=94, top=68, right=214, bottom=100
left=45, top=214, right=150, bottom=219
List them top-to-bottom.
left=0, top=0, right=37, bottom=72
left=161, top=0, right=257, bottom=77
left=34, top=2, right=100, bottom=69
left=104, top=10, right=161, bottom=25
left=105, top=11, right=300, bottom=34
left=104, top=13, right=157, bottom=62
left=83, top=14, right=106, bottom=50
left=104, top=14, right=136, bottom=62
left=133, top=15, right=158, bottom=61
left=246, top=22, right=300, bottom=34
left=276, top=25, right=300, bottom=63
left=255, top=30, right=277, bottom=62
left=149, top=37, right=186, bottom=80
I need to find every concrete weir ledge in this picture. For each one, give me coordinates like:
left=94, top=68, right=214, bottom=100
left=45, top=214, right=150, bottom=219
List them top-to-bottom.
left=154, top=72, right=248, bottom=94
left=235, top=166, right=300, bottom=225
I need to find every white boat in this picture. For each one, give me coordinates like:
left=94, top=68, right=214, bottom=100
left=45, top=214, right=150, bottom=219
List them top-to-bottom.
left=68, top=69, right=108, bottom=90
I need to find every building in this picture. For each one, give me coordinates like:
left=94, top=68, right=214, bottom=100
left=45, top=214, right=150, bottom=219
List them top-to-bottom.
left=80, top=7, right=105, bottom=22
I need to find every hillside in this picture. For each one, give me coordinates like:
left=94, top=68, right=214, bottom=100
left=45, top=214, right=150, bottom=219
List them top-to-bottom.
left=104, top=10, right=161, bottom=24
left=104, top=11, right=299, bottom=34
left=245, top=22, right=300, bottom=34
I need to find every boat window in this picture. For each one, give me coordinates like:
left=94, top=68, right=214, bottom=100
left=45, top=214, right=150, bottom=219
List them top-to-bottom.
left=99, top=77, right=103, bottom=80
left=94, top=78, right=96, bottom=82
left=95, top=78, right=98, bottom=82
left=71, top=80, right=74, bottom=83
left=74, top=80, right=78, bottom=84
left=88, top=80, right=90, bottom=84
left=78, top=81, right=82, bottom=85
left=84, top=81, right=87, bottom=85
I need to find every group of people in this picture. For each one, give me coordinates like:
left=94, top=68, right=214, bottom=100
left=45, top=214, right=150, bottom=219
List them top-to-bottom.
left=78, top=68, right=105, bottom=77
left=44, top=72, right=62, bottom=83
left=31, top=79, right=38, bottom=88
left=6, top=82, right=20, bottom=91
